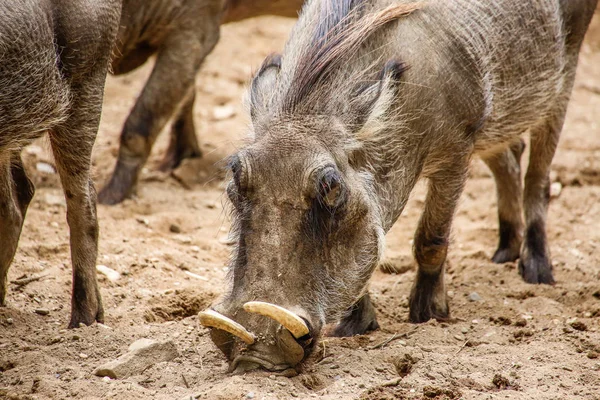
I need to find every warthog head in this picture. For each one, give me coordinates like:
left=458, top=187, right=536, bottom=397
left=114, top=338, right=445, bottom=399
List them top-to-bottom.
left=200, top=0, right=420, bottom=373
left=205, top=116, right=385, bottom=372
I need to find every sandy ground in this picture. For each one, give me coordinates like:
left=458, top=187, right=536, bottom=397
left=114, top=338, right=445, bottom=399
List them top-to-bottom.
left=1, top=13, right=600, bottom=400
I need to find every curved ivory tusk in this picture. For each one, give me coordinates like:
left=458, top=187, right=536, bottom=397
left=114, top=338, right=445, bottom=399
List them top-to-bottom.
left=243, top=301, right=309, bottom=339
left=198, top=309, right=255, bottom=344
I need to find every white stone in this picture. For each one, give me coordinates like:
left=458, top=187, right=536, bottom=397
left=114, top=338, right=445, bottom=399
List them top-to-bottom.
left=212, top=105, right=236, bottom=120
left=36, top=161, right=56, bottom=174
left=550, top=182, right=562, bottom=198
left=96, top=265, right=120, bottom=282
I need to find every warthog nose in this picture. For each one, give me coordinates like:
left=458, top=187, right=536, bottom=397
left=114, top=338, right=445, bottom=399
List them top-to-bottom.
left=199, top=303, right=315, bottom=373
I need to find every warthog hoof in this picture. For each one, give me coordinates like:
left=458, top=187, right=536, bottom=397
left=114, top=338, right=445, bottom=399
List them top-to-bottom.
left=157, top=147, right=201, bottom=173
left=98, top=160, right=139, bottom=205
left=491, top=246, right=520, bottom=264
left=518, top=255, right=555, bottom=285
left=409, top=271, right=449, bottom=323
left=68, top=288, right=104, bottom=328
left=331, top=294, right=380, bottom=337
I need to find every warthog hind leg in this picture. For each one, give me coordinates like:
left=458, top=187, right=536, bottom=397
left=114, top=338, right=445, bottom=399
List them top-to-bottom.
left=99, top=17, right=221, bottom=205
left=51, top=71, right=109, bottom=327
left=158, top=91, right=202, bottom=172
left=519, top=113, right=567, bottom=284
left=483, top=139, right=525, bottom=264
left=0, top=154, right=35, bottom=306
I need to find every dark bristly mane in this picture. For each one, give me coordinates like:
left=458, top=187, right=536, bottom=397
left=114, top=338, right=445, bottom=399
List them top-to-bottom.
left=283, top=0, right=421, bottom=111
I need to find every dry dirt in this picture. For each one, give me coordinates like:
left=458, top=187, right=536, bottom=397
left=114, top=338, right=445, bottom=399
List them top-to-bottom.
left=1, top=13, right=600, bottom=400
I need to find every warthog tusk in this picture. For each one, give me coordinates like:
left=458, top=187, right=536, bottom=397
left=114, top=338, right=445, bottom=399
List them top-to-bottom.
left=243, top=301, right=309, bottom=339
left=198, top=309, right=255, bottom=344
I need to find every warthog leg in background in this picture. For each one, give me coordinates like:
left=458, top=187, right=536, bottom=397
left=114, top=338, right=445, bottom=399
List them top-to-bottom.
left=98, top=14, right=220, bottom=205
left=158, top=90, right=201, bottom=172
left=520, top=102, right=572, bottom=285
left=483, top=139, right=525, bottom=264
left=0, top=154, right=35, bottom=307
left=409, top=156, right=470, bottom=323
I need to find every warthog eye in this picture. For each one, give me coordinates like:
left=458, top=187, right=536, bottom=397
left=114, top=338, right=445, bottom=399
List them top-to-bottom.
left=227, top=154, right=248, bottom=207
left=306, top=166, right=347, bottom=240
left=316, top=167, right=346, bottom=210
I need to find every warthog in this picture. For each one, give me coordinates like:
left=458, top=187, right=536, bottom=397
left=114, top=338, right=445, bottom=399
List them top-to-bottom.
left=98, top=0, right=305, bottom=205
left=199, top=0, right=597, bottom=373
left=0, top=1, right=121, bottom=328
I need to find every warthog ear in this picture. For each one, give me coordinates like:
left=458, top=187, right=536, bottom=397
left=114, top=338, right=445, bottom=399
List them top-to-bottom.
left=250, top=53, right=282, bottom=124
left=351, top=59, right=408, bottom=139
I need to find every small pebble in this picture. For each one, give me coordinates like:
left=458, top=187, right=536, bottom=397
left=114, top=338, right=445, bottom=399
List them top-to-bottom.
left=212, top=105, right=236, bottom=121
left=36, top=161, right=56, bottom=174
left=550, top=182, right=562, bottom=198
left=135, top=217, right=149, bottom=226
left=169, top=224, right=181, bottom=233
left=178, top=236, right=192, bottom=244
left=96, top=265, right=120, bottom=282
left=468, top=292, right=482, bottom=302
left=35, top=308, right=50, bottom=316
left=6, top=318, right=13, bottom=324
left=514, top=318, right=528, bottom=327
left=570, top=320, right=587, bottom=331
left=461, top=327, right=469, bottom=334
left=79, top=353, right=88, bottom=359
left=246, top=392, right=255, bottom=399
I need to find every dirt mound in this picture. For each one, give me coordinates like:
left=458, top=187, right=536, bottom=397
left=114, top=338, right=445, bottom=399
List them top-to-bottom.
left=144, top=288, right=216, bottom=322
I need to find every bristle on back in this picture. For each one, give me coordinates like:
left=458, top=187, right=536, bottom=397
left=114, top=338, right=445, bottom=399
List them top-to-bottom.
left=283, top=1, right=422, bottom=111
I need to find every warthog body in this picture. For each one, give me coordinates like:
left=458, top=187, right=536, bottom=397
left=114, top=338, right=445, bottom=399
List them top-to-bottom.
left=0, top=0, right=121, bottom=327
left=98, top=0, right=304, bottom=205
left=200, top=0, right=597, bottom=372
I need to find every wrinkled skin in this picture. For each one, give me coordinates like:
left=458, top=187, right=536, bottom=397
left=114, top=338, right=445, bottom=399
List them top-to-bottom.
left=0, top=0, right=121, bottom=328
left=98, top=0, right=304, bottom=205
left=202, top=0, right=597, bottom=373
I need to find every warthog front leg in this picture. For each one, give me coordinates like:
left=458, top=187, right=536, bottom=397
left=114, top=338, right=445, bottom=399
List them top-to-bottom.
left=99, top=19, right=221, bottom=205
left=158, top=90, right=202, bottom=172
left=519, top=112, right=566, bottom=285
left=483, top=139, right=525, bottom=263
left=0, top=154, right=35, bottom=306
left=409, top=161, right=468, bottom=323
left=331, top=293, right=380, bottom=337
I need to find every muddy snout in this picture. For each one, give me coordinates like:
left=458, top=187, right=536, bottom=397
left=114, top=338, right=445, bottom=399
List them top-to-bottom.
left=198, top=302, right=315, bottom=373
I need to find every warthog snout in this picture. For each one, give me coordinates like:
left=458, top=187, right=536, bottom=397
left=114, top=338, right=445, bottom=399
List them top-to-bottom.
left=199, top=302, right=315, bottom=373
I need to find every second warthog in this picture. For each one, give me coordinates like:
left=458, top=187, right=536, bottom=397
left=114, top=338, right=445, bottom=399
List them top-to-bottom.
left=98, top=0, right=304, bottom=205
left=199, top=0, right=597, bottom=373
